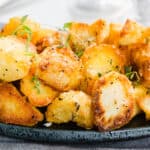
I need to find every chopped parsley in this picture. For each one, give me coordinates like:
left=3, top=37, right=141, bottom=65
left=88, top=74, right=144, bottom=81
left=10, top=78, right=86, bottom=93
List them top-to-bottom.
left=12, top=15, right=32, bottom=51
left=63, top=22, right=72, bottom=30
left=64, top=34, right=71, bottom=48
left=75, top=50, right=84, bottom=58
left=124, top=66, right=140, bottom=84
left=31, top=75, right=40, bottom=94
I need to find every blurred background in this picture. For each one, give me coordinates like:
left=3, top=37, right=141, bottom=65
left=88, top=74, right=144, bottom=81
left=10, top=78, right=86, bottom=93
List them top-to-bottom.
left=0, top=0, right=149, bottom=26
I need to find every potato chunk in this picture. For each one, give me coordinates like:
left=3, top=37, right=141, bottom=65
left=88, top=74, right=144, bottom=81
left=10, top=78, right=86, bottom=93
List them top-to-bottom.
left=69, top=19, right=109, bottom=54
left=119, top=19, right=144, bottom=46
left=69, top=22, right=95, bottom=53
left=107, top=23, right=123, bottom=46
left=0, top=36, right=36, bottom=82
left=80, top=44, right=125, bottom=94
left=132, top=45, right=150, bottom=87
left=36, top=47, right=83, bottom=91
left=92, top=71, right=134, bottom=131
left=20, top=73, right=59, bottom=107
left=0, top=83, right=43, bottom=126
left=46, top=90, right=93, bottom=129
left=138, top=95, right=150, bottom=120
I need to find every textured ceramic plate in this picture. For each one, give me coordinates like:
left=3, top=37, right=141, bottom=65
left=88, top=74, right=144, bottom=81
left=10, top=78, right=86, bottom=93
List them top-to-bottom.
left=0, top=23, right=150, bottom=143
left=0, top=114, right=150, bottom=143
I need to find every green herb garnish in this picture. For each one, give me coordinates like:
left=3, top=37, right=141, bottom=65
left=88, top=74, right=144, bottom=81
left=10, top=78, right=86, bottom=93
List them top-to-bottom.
left=12, top=15, right=32, bottom=51
left=63, top=22, right=72, bottom=30
left=64, top=34, right=71, bottom=47
left=75, top=50, right=84, bottom=58
left=124, top=66, right=140, bottom=83
left=31, top=75, right=40, bottom=93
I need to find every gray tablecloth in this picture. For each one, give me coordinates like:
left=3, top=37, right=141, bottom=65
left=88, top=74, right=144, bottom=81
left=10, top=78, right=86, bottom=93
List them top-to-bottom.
left=0, top=134, right=150, bottom=149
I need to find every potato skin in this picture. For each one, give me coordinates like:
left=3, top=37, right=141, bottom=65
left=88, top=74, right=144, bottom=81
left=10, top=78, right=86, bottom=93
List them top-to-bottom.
left=0, top=36, right=36, bottom=82
left=80, top=44, right=125, bottom=94
left=36, top=47, right=83, bottom=91
left=92, top=71, right=134, bottom=131
left=20, top=73, right=59, bottom=107
left=0, top=83, right=43, bottom=126
left=46, top=90, right=93, bottom=129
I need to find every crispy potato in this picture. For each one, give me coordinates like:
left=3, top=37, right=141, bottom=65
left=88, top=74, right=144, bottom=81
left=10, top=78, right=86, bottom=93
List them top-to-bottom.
left=1, top=16, right=41, bottom=44
left=69, top=19, right=109, bottom=54
left=90, top=19, right=110, bottom=44
left=119, top=19, right=144, bottom=46
left=69, top=22, right=95, bottom=53
left=107, top=23, right=123, bottom=46
left=36, top=30, right=68, bottom=53
left=0, top=36, right=36, bottom=82
left=131, top=43, right=150, bottom=87
left=80, top=44, right=125, bottom=94
left=81, top=44, right=125, bottom=78
left=36, top=47, right=83, bottom=91
left=92, top=71, right=134, bottom=131
left=20, top=73, right=59, bottom=107
left=0, top=83, right=43, bottom=126
left=132, top=85, right=147, bottom=117
left=135, top=85, right=150, bottom=120
left=46, top=90, right=93, bottom=129
left=138, top=95, right=150, bottom=120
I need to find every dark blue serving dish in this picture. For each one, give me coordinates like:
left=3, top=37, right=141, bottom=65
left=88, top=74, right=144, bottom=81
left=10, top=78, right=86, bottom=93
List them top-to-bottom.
left=0, top=114, right=149, bottom=143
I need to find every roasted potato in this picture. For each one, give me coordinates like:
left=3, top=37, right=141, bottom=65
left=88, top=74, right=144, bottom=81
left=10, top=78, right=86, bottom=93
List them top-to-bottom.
left=1, top=16, right=41, bottom=44
left=69, top=19, right=109, bottom=54
left=90, top=19, right=110, bottom=44
left=119, top=19, right=144, bottom=46
left=69, top=22, right=96, bottom=54
left=107, top=23, right=123, bottom=46
left=36, top=30, right=68, bottom=53
left=0, top=36, right=36, bottom=82
left=131, top=43, right=150, bottom=87
left=80, top=44, right=125, bottom=94
left=36, top=47, right=83, bottom=91
left=92, top=71, right=134, bottom=131
left=20, top=73, right=59, bottom=107
left=0, top=83, right=43, bottom=126
left=132, top=85, right=147, bottom=117
left=134, top=85, right=150, bottom=120
left=46, top=90, right=93, bottom=129
left=138, top=95, right=150, bottom=120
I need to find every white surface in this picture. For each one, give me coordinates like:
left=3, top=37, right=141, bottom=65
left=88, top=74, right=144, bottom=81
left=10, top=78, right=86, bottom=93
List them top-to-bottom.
left=0, top=0, right=149, bottom=26
left=0, top=0, right=70, bottom=27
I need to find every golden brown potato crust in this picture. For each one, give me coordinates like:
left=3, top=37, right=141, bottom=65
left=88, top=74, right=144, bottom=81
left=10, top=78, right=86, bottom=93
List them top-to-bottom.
left=1, top=16, right=45, bottom=44
left=69, top=19, right=109, bottom=53
left=0, top=36, right=36, bottom=82
left=80, top=44, right=125, bottom=94
left=36, top=47, right=83, bottom=91
left=92, top=71, right=134, bottom=131
left=20, top=73, right=59, bottom=107
left=0, top=83, right=43, bottom=126
left=46, top=90, right=93, bottom=129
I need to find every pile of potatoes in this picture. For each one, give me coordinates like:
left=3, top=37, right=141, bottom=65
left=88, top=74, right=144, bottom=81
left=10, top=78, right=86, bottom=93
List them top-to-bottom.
left=0, top=16, right=150, bottom=131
